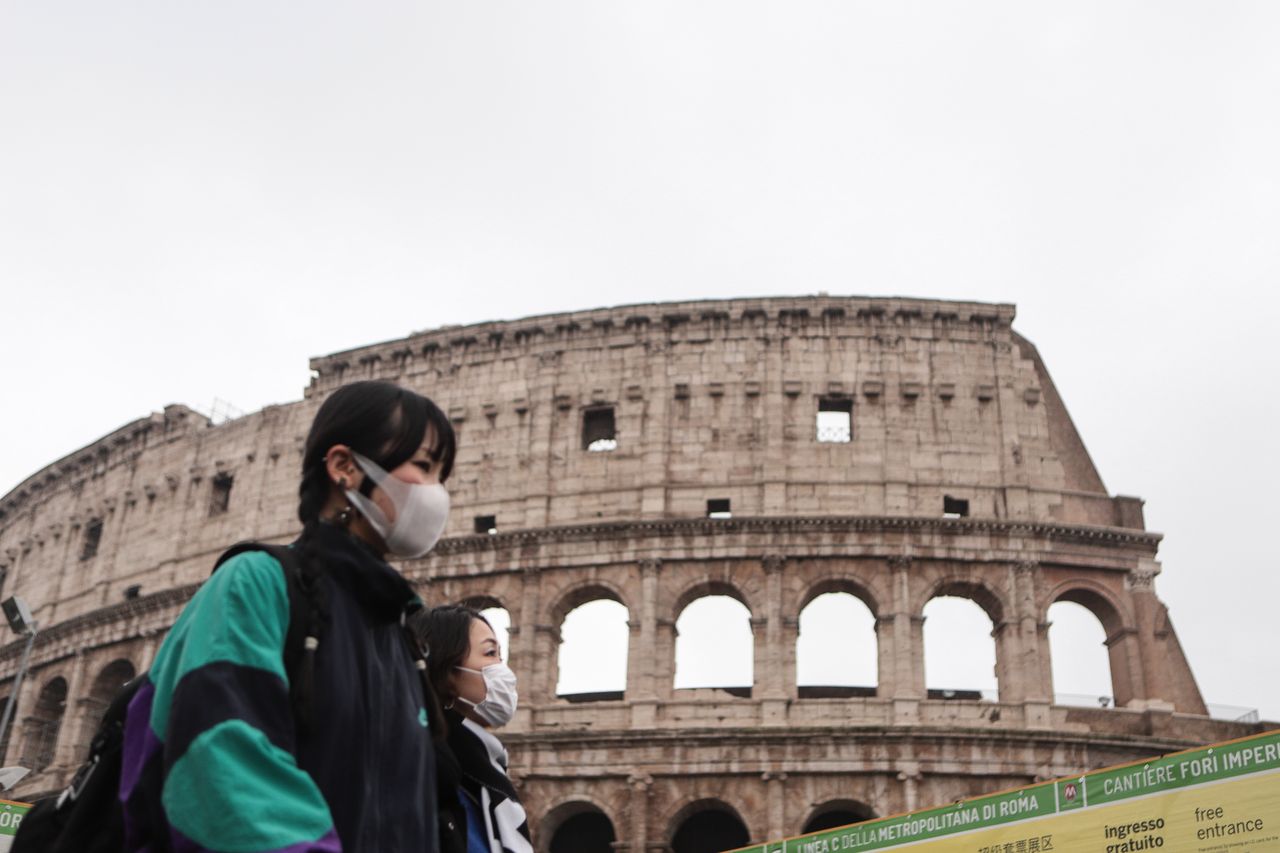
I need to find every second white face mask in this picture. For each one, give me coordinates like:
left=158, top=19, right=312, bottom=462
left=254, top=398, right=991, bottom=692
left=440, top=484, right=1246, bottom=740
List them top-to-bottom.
left=344, top=451, right=450, bottom=559
left=455, top=663, right=519, bottom=728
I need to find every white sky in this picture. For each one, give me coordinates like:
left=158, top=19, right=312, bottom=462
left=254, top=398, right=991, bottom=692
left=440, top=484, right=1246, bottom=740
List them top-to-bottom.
left=1, top=1, right=1277, bottom=720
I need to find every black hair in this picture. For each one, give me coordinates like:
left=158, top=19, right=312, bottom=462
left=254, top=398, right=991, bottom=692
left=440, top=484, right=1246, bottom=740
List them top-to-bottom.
left=297, top=379, right=456, bottom=525
left=408, top=604, right=491, bottom=707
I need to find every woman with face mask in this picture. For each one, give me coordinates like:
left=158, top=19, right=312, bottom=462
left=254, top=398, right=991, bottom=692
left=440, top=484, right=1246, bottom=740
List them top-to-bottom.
left=120, top=380, right=456, bottom=853
left=411, top=605, right=533, bottom=853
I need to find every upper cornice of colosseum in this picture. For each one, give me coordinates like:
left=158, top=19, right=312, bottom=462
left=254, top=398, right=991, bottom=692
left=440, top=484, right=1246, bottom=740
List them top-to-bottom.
left=307, top=295, right=1018, bottom=394
left=0, top=404, right=207, bottom=523
left=425, top=514, right=1162, bottom=560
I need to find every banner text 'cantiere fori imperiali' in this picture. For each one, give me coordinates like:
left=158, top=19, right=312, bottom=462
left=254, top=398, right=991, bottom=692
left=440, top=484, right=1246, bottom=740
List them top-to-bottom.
left=731, top=729, right=1280, bottom=853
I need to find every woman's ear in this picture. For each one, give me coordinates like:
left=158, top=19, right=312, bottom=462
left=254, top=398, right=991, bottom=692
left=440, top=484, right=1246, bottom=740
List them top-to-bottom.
left=324, top=445, right=362, bottom=492
left=444, top=669, right=462, bottom=706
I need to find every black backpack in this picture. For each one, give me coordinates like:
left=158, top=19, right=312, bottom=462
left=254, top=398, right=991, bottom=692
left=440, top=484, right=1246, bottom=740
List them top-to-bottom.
left=11, top=542, right=315, bottom=853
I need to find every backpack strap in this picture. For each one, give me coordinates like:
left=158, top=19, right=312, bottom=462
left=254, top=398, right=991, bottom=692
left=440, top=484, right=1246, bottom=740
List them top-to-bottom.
left=212, top=542, right=316, bottom=700
left=54, top=674, right=144, bottom=809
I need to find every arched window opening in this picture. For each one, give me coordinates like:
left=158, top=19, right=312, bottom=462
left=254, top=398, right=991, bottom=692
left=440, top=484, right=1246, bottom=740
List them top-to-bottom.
left=797, top=592, right=877, bottom=697
left=674, top=596, right=753, bottom=695
left=923, top=596, right=997, bottom=700
left=460, top=598, right=511, bottom=663
left=556, top=599, right=629, bottom=700
left=1048, top=600, right=1114, bottom=707
left=480, top=607, right=511, bottom=663
left=76, top=659, right=137, bottom=760
left=23, top=677, right=68, bottom=772
left=0, top=694, right=16, bottom=764
left=802, top=800, right=877, bottom=834
left=671, top=805, right=749, bottom=853
left=549, top=807, right=617, bottom=853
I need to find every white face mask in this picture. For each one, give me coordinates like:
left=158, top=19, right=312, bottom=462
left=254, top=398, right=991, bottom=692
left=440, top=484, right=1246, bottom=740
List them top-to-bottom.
left=344, top=451, right=450, bottom=559
left=455, top=663, right=519, bottom=728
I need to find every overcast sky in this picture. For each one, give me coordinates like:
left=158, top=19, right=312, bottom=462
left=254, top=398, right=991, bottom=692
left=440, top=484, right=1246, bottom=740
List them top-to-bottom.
left=1, top=1, right=1277, bottom=722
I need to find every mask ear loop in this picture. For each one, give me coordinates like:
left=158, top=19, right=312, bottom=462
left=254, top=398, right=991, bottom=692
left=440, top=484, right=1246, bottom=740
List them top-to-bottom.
left=451, top=667, right=486, bottom=711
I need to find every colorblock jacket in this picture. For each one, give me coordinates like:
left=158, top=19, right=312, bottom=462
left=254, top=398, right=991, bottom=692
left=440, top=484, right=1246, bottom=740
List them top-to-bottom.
left=120, top=523, right=438, bottom=853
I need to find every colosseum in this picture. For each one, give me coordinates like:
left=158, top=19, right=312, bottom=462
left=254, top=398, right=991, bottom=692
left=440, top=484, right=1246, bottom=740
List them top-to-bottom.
left=0, top=295, right=1263, bottom=851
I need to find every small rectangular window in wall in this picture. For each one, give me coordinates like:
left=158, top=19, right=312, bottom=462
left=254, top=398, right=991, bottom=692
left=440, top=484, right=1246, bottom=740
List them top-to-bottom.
left=816, top=397, right=853, bottom=443
left=583, top=407, right=618, bottom=452
left=209, top=473, right=234, bottom=517
left=943, top=495, right=970, bottom=518
left=706, top=498, right=732, bottom=519
left=474, top=515, right=497, bottom=535
left=80, top=519, right=103, bottom=561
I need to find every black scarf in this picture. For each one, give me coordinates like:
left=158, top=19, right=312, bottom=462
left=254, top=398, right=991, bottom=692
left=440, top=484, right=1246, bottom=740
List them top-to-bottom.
left=297, top=521, right=419, bottom=623
left=445, top=709, right=532, bottom=853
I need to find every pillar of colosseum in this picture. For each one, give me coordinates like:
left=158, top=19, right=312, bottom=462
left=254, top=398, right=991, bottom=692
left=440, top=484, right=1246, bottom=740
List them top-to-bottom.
left=0, top=295, right=1257, bottom=851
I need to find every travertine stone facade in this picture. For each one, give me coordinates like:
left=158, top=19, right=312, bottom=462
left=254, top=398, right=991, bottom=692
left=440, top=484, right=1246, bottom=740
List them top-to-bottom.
left=0, top=296, right=1257, bottom=850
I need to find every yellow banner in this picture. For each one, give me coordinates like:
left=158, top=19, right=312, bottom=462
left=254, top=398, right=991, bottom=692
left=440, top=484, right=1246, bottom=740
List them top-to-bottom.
left=733, top=730, right=1280, bottom=853
left=936, top=772, right=1277, bottom=853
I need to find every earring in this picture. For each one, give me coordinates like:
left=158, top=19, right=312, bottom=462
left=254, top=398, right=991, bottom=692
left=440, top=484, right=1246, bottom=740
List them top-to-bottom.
left=337, top=505, right=354, bottom=526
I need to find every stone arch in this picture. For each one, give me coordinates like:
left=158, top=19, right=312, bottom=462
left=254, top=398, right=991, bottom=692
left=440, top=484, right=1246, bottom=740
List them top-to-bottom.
left=916, top=575, right=1007, bottom=626
left=797, top=577, right=880, bottom=618
left=671, top=578, right=755, bottom=623
left=548, top=580, right=630, bottom=628
left=1042, top=580, right=1130, bottom=637
left=1044, top=581, right=1136, bottom=707
left=550, top=582, right=630, bottom=699
left=458, top=593, right=509, bottom=612
left=74, top=658, right=137, bottom=760
left=88, top=658, right=137, bottom=704
left=23, top=675, right=68, bottom=772
left=538, top=797, right=620, bottom=853
left=666, top=797, right=751, bottom=853
left=801, top=799, right=877, bottom=834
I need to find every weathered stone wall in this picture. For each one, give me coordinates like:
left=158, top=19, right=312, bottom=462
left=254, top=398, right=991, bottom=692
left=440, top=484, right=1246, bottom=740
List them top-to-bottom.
left=0, top=295, right=1244, bottom=850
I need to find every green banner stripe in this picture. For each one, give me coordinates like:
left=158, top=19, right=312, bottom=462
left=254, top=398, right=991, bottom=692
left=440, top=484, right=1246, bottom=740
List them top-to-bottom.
left=1082, top=730, right=1280, bottom=807
left=787, top=785, right=1058, bottom=852
left=0, top=801, right=31, bottom=838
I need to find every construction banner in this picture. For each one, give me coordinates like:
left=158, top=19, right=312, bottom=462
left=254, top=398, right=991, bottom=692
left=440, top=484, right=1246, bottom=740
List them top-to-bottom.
left=731, top=729, right=1280, bottom=853
left=0, top=800, right=31, bottom=853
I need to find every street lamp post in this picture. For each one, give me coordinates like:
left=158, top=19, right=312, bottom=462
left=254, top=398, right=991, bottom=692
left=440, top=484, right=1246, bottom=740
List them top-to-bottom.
left=0, top=595, right=38, bottom=788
